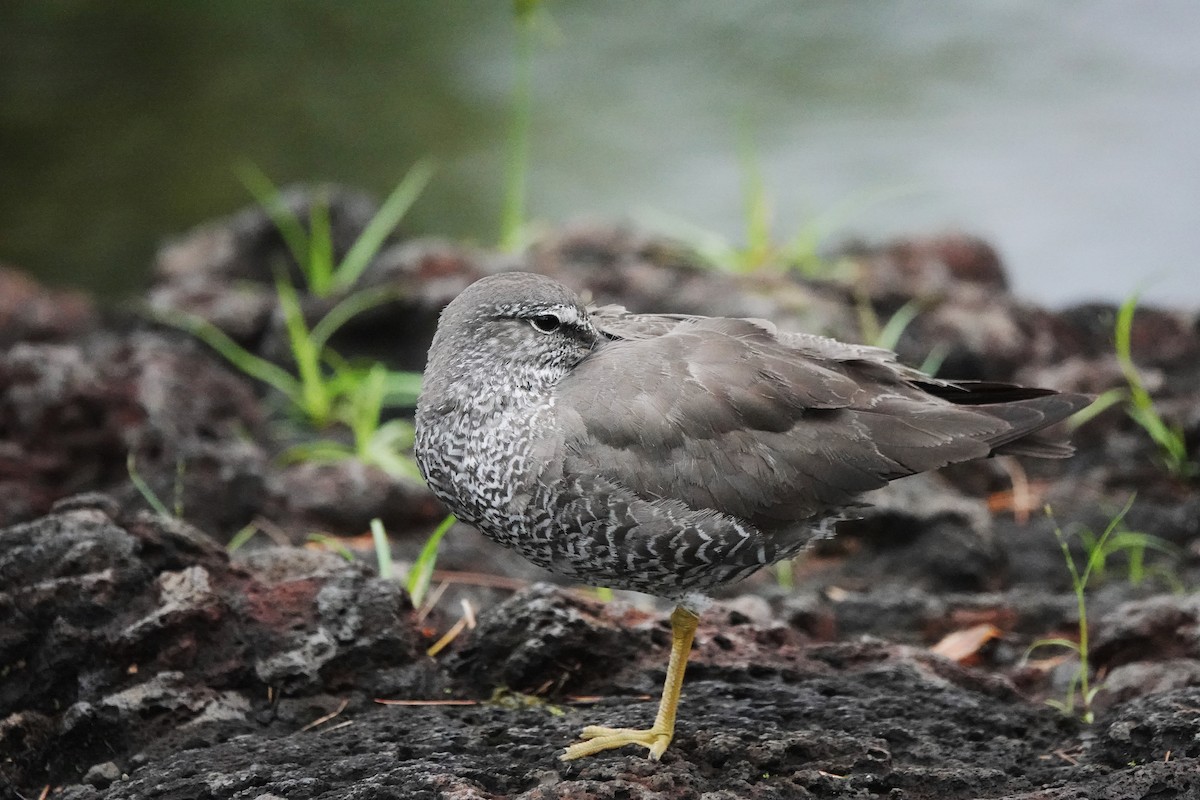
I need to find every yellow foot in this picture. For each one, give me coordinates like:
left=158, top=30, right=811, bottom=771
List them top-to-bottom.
left=561, top=724, right=673, bottom=761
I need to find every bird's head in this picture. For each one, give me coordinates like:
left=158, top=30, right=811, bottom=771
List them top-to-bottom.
left=423, top=272, right=599, bottom=396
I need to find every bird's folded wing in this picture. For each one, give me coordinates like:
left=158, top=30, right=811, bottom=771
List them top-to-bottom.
left=557, top=315, right=1053, bottom=529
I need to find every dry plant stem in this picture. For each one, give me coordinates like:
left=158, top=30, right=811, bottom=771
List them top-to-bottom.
left=998, top=456, right=1032, bottom=524
left=300, top=697, right=350, bottom=732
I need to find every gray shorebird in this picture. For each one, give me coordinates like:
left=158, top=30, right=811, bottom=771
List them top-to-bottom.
left=414, top=271, right=1088, bottom=761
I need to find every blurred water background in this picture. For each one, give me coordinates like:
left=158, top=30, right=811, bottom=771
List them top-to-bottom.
left=2, top=0, right=1198, bottom=306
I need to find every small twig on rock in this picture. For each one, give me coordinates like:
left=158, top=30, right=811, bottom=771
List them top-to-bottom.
left=426, top=599, right=477, bottom=657
left=301, top=697, right=350, bottom=732
left=376, top=699, right=479, bottom=706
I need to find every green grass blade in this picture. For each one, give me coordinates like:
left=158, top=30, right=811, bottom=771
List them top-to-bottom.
left=334, top=159, right=436, bottom=292
left=237, top=162, right=310, bottom=271
left=306, top=190, right=335, bottom=296
left=635, top=207, right=739, bottom=271
left=274, top=272, right=331, bottom=426
left=309, top=285, right=403, bottom=353
left=854, top=287, right=881, bottom=346
left=1113, top=292, right=1140, bottom=390
left=873, top=300, right=922, bottom=351
left=157, top=310, right=304, bottom=403
left=917, top=343, right=948, bottom=377
left=349, top=364, right=388, bottom=458
left=383, top=370, right=424, bottom=407
left=1068, top=388, right=1126, bottom=430
left=1129, top=406, right=1189, bottom=464
left=362, top=420, right=423, bottom=482
left=276, top=439, right=355, bottom=465
left=127, top=453, right=172, bottom=517
left=173, top=456, right=186, bottom=518
left=1080, top=494, right=1137, bottom=586
left=407, top=514, right=456, bottom=608
left=370, top=518, right=394, bottom=580
left=226, top=523, right=261, bottom=553
left=1106, top=530, right=1179, bottom=559
left=306, top=532, right=355, bottom=562
left=773, top=559, right=794, bottom=590
left=1023, top=637, right=1081, bottom=662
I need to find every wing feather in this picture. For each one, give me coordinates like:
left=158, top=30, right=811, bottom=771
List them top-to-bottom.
left=557, top=310, right=1088, bottom=531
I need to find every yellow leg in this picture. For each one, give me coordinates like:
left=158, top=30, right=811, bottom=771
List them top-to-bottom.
left=561, top=605, right=699, bottom=761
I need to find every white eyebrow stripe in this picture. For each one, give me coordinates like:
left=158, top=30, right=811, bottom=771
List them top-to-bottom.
left=556, top=305, right=583, bottom=325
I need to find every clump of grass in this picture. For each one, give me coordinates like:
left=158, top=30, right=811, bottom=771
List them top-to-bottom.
left=643, top=126, right=915, bottom=279
left=238, top=160, right=435, bottom=297
left=159, top=165, right=430, bottom=547
left=160, top=268, right=423, bottom=479
left=161, top=273, right=407, bottom=429
left=1071, top=293, right=1197, bottom=480
left=279, top=362, right=424, bottom=482
left=1025, top=495, right=1142, bottom=722
left=370, top=515, right=457, bottom=609
left=1076, top=516, right=1182, bottom=593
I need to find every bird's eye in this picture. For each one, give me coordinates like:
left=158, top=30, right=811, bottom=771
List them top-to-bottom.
left=529, top=314, right=562, bottom=334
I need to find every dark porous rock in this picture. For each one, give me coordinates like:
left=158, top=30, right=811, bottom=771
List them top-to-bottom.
left=154, top=184, right=382, bottom=288
left=151, top=187, right=493, bottom=375
left=5, top=213, right=1199, bottom=799
left=532, top=223, right=859, bottom=343
left=839, top=233, right=1011, bottom=303
left=0, top=266, right=97, bottom=346
left=146, top=277, right=278, bottom=345
left=879, top=289, right=1097, bottom=389
left=1049, top=300, right=1200, bottom=374
left=0, top=333, right=268, bottom=533
left=265, top=458, right=443, bottom=542
left=814, top=473, right=1006, bottom=594
left=0, top=507, right=427, bottom=793
left=14, top=568, right=1200, bottom=798
left=449, top=584, right=653, bottom=698
left=785, top=587, right=945, bottom=644
left=1091, top=594, right=1200, bottom=669
left=32, top=599, right=1081, bottom=800
left=1100, top=660, right=1200, bottom=710
left=1089, top=687, right=1200, bottom=768
left=995, top=760, right=1200, bottom=800
left=81, top=761, right=122, bottom=789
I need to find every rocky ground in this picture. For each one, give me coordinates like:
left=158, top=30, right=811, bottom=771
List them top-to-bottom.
left=2, top=190, right=1199, bottom=799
